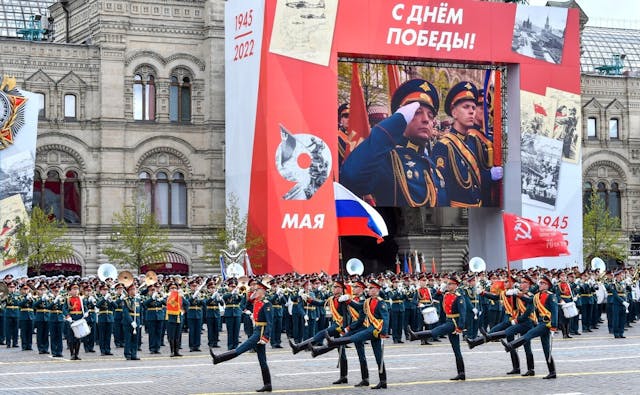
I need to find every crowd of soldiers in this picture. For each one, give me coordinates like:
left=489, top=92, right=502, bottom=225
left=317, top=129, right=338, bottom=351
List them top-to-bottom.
left=1, top=266, right=638, bottom=391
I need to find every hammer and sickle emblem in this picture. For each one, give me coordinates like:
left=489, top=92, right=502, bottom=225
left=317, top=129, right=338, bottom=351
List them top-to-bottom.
left=513, top=219, right=532, bottom=241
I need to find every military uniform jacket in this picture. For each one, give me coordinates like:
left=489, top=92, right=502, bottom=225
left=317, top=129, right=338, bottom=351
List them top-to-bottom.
left=341, top=113, right=448, bottom=207
left=432, top=127, right=487, bottom=207
left=554, top=281, right=574, bottom=304
left=612, top=282, right=627, bottom=306
left=389, top=289, right=406, bottom=312
left=533, top=290, right=558, bottom=329
left=443, top=291, right=466, bottom=330
left=4, top=292, right=20, bottom=318
left=222, top=292, right=243, bottom=317
left=514, top=292, right=537, bottom=325
left=204, top=293, right=223, bottom=319
left=268, top=293, right=286, bottom=317
left=18, top=295, right=35, bottom=321
left=185, top=295, right=204, bottom=319
left=315, top=295, right=349, bottom=330
left=33, top=296, right=49, bottom=322
left=46, top=296, right=65, bottom=322
left=63, top=296, right=85, bottom=321
left=96, top=296, right=117, bottom=323
left=122, top=296, right=141, bottom=327
left=143, top=296, right=165, bottom=321
left=346, top=296, right=365, bottom=333
left=363, top=296, right=390, bottom=337
left=83, top=297, right=97, bottom=323
left=114, top=298, right=124, bottom=323
left=252, top=298, right=273, bottom=342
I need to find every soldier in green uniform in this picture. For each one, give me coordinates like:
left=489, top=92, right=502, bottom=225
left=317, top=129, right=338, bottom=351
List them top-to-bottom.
left=222, top=278, right=243, bottom=350
left=204, top=280, right=223, bottom=349
left=122, top=282, right=141, bottom=360
left=165, top=282, right=188, bottom=357
left=17, top=283, right=35, bottom=351
left=33, top=283, right=50, bottom=354
left=46, top=283, right=65, bottom=357
left=63, top=283, right=85, bottom=360
left=95, top=283, right=116, bottom=356
left=113, top=283, right=125, bottom=348
left=143, top=283, right=165, bottom=354
left=268, top=283, right=287, bottom=348
left=82, top=285, right=97, bottom=353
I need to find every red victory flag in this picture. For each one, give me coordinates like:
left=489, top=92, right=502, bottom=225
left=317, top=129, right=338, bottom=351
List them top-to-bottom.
left=348, top=63, right=371, bottom=143
left=387, top=64, right=401, bottom=99
left=534, top=103, right=547, bottom=116
left=503, top=213, right=569, bottom=262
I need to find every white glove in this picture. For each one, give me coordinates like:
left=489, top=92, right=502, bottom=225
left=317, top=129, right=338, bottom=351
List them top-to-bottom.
left=395, top=101, right=420, bottom=124
left=490, top=166, right=503, bottom=181
left=384, top=287, right=391, bottom=293
left=276, top=288, right=284, bottom=296
left=505, top=289, right=517, bottom=296
left=152, top=292, right=159, bottom=300
left=120, top=293, right=127, bottom=300
left=299, top=293, right=309, bottom=300
left=27, top=294, right=33, bottom=300
left=105, top=294, right=112, bottom=302
left=338, top=294, right=350, bottom=302
left=54, top=295, right=62, bottom=304
left=89, top=296, right=96, bottom=304
left=623, top=301, right=630, bottom=308
left=418, top=303, right=425, bottom=309
left=219, top=307, right=225, bottom=315
left=472, top=308, right=478, bottom=315
left=244, top=310, right=252, bottom=315
left=83, top=312, right=89, bottom=318
left=65, top=316, right=72, bottom=323
left=511, top=319, right=517, bottom=326
left=131, top=322, right=138, bottom=329
left=258, top=338, right=268, bottom=345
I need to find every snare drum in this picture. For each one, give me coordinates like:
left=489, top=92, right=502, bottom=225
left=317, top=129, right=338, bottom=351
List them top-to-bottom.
left=561, top=301, right=578, bottom=318
left=421, top=306, right=439, bottom=325
left=70, top=318, right=91, bottom=339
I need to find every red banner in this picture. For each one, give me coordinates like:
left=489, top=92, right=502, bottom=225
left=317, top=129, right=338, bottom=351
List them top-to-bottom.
left=503, top=213, right=569, bottom=262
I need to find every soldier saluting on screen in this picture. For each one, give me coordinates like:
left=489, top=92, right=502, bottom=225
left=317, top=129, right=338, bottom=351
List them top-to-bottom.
left=340, top=79, right=448, bottom=207
left=432, top=81, right=503, bottom=207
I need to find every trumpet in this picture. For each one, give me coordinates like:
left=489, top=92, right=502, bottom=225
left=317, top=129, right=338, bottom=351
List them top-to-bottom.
left=236, top=276, right=249, bottom=295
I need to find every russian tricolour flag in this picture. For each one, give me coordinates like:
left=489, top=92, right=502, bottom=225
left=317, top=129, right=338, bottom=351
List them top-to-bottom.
left=334, top=182, right=388, bottom=243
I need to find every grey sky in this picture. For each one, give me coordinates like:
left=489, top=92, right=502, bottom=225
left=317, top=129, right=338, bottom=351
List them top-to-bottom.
left=528, top=0, right=640, bottom=28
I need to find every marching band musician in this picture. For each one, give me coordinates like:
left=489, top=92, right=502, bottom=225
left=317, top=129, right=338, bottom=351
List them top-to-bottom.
left=612, top=270, right=629, bottom=338
left=555, top=271, right=574, bottom=338
left=415, top=275, right=435, bottom=345
left=467, top=275, right=537, bottom=376
left=501, top=275, right=558, bottom=379
left=402, top=276, right=418, bottom=340
left=407, top=276, right=467, bottom=381
left=388, top=277, right=405, bottom=344
left=222, top=278, right=242, bottom=350
left=186, top=280, right=204, bottom=352
left=204, top=280, right=223, bottom=349
left=210, top=280, right=274, bottom=393
left=267, top=280, right=287, bottom=349
left=290, top=280, right=351, bottom=385
left=327, top=280, right=390, bottom=389
left=122, top=282, right=141, bottom=360
left=165, top=282, right=189, bottom=357
left=17, top=283, right=35, bottom=351
left=33, top=283, right=50, bottom=354
left=46, top=283, right=65, bottom=357
left=63, top=283, right=85, bottom=360
left=95, top=283, right=116, bottom=356
left=113, top=283, right=125, bottom=348
left=143, top=283, right=164, bottom=354
left=82, top=284, right=97, bottom=353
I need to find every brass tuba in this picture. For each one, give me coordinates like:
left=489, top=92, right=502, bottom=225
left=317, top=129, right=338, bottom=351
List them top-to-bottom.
left=117, top=270, right=135, bottom=288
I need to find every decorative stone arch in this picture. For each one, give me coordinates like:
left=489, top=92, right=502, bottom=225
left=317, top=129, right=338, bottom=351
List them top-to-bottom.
left=125, top=50, right=166, bottom=68
left=165, top=53, right=206, bottom=72
left=132, top=63, right=159, bottom=80
left=169, top=66, right=195, bottom=81
left=36, top=144, right=87, bottom=174
left=136, top=147, right=193, bottom=177
left=584, top=159, right=628, bottom=189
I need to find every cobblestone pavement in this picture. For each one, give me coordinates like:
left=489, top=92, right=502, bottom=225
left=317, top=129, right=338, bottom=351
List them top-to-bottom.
left=1, top=323, right=640, bottom=395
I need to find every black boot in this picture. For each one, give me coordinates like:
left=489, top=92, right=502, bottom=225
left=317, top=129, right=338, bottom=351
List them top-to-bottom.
left=406, top=326, right=431, bottom=342
left=485, top=330, right=508, bottom=342
left=326, top=335, right=352, bottom=348
left=466, top=335, right=486, bottom=349
left=501, top=336, right=528, bottom=352
left=289, top=338, right=314, bottom=355
left=169, top=340, right=176, bottom=357
left=174, top=340, right=183, bottom=357
left=70, top=343, right=78, bottom=360
left=74, top=343, right=81, bottom=360
left=311, top=345, right=336, bottom=358
left=210, top=348, right=238, bottom=365
left=333, top=348, right=348, bottom=384
left=506, top=350, right=520, bottom=375
left=522, top=352, right=535, bottom=376
left=450, top=357, right=465, bottom=381
left=542, top=357, right=556, bottom=379
left=354, top=364, right=369, bottom=387
left=371, top=364, right=387, bottom=389
left=256, top=367, right=272, bottom=392
left=333, top=377, right=348, bottom=385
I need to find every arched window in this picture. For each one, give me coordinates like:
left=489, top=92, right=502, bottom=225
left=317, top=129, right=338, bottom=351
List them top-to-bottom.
left=133, top=71, right=156, bottom=121
left=169, top=74, right=192, bottom=123
left=34, top=93, right=45, bottom=119
left=64, top=94, right=76, bottom=119
left=587, top=117, right=597, bottom=139
left=609, top=118, right=619, bottom=139
left=32, top=169, right=82, bottom=225
left=137, top=169, right=188, bottom=227
left=33, top=171, right=42, bottom=210
left=63, top=171, right=81, bottom=224
left=171, top=172, right=187, bottom=225
left=583, top=181, right=593, bottom=210
left=609, top=182, right=621, bottom=220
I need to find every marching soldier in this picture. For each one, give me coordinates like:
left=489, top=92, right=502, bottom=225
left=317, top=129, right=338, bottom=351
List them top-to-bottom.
left=341, top=79, right=448, bottom=207
left=463, top=275, right=481, bottom=339
left=502, top=275, right=558, bottom=379
left=407, top=276, right=467, bottom=380
left=210, top=280, right=274, bottom=393
left=290, top=280, right=351, bottom=385
left=327, top=280, right=390, bottom=389
left=122, top=282, right=141, bottom=360
left=17, top=283, right=35, bottom=351
left=33, top=283, right=50, bottom=354
left=46, top=283, right=65, bottom=357
left=95, top=283, right=116, bottom=356
left=143, top=283, right=164, bottom=354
